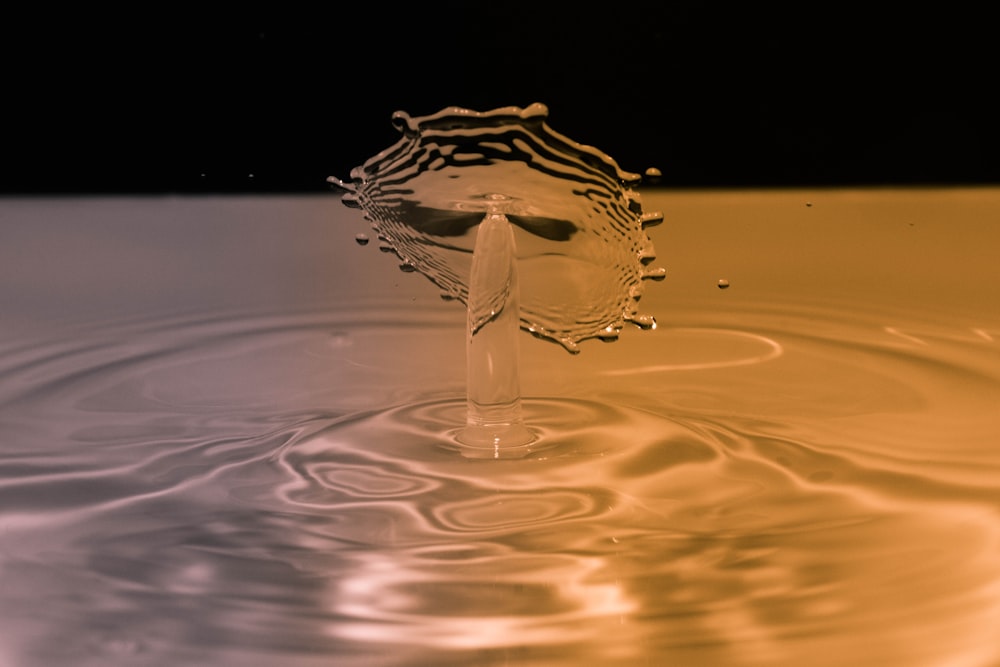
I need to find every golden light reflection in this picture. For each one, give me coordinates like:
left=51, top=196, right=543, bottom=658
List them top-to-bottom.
left=2, top=189, right=1000, bottom=665
left=323, top=548, right=639, bottom=655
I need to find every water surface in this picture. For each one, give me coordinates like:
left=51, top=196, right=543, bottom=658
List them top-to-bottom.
left=1, top=190, right=999, bottom=666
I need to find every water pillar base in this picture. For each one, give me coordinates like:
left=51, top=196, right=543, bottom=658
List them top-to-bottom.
left=455, top=418, right=537, bottom=459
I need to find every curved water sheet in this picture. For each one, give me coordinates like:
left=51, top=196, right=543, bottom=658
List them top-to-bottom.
left=329, top=102, right=665, bottom=353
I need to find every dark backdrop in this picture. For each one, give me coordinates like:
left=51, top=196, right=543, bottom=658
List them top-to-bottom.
left=3, top=4, right=996, bottom=193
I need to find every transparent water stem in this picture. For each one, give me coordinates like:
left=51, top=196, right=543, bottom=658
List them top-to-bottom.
left=456, top=206, right=536, bottom=457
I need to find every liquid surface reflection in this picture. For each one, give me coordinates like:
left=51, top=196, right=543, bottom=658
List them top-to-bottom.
left=1, top=190, right=999, bottom=666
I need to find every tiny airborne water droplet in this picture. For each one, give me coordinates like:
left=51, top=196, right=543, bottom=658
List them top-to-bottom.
left=355, top=233, right=370, bottom=246
left=718, top=279, right=730, bottom=289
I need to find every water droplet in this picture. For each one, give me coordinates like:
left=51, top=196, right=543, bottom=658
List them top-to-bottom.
left=643, top=167, right=662, bottom=184
left=327, top=175, right=354, bottom=192
left=806, top=201, right=813, bottom=207
left=641, top=211, right=664, bottom=228
left=355, top=233, right=370, bottom=246
left=399, top=262, right=417, bottom=273
left=718, top=279, right=730, bottom=289
left=630, top=313, right=656, bottom=330
left=597, top=325, right=621, bottom=342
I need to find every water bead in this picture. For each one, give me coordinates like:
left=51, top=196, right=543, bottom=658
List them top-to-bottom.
left=643, top=267, right=667, bottom=281
left=631, top=313, right=657, bottom=329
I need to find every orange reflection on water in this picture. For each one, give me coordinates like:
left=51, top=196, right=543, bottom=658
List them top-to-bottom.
left=2, top=190, right=999, bottom=666
left=324, top=547, right=639, bottom=658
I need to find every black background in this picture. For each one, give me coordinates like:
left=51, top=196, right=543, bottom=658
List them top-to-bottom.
left=4, top=4, right=997, bottom=193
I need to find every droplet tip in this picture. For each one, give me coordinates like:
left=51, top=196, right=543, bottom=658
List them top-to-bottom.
left=326, top=175, right=355, bottom=192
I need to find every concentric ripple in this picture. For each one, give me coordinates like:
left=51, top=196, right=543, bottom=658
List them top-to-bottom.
left=1, top=296, right=999, bottom=666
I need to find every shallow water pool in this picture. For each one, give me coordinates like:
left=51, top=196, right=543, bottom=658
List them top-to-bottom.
left=1, top=189, right=999, bottom=666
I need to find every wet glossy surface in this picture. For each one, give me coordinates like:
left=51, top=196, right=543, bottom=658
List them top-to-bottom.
left=330, top=103, right=664, bottom=351
left=1, top=189, right=999, bottom=666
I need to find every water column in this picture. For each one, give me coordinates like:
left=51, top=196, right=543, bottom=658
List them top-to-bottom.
left=456, top=201, right=536, bottom=457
